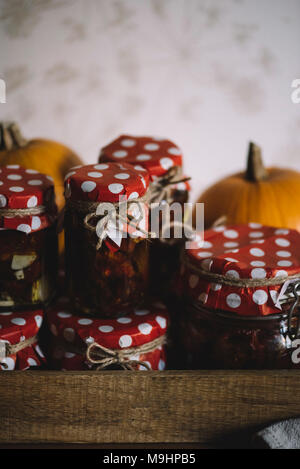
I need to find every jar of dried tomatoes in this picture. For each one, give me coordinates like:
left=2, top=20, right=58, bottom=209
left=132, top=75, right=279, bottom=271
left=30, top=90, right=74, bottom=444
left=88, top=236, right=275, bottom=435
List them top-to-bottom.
left=99, top=135, right=191, bottom=298
left=64, top=162, right=150, bottom=317
left=0, top=165, right=58, bottom=308
left=175, top=223, right=300, bottom=369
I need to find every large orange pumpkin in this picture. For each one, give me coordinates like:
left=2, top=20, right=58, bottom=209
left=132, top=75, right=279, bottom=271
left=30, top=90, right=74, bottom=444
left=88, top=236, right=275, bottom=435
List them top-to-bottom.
left=0, top=121, right=82, bottom=210
left=196, top=142, right=300, bottom=231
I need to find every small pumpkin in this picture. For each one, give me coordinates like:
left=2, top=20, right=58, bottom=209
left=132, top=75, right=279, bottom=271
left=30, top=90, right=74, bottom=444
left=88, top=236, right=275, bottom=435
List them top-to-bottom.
left=0, top=121, right=82, bottom=210
left=196, top=142, right=300, bottom=231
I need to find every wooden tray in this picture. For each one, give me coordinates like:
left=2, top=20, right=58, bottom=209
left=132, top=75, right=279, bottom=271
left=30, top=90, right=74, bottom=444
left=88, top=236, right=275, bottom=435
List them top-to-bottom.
left=1, top=369, right=300, bottom=445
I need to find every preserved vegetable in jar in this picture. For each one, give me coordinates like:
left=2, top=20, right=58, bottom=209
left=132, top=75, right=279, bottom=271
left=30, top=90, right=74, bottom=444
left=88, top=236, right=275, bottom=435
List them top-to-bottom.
left=99, top=135, right=190, bottom=297
left=64, top=162, right=150, bottom=317
left=0, top=165, right=58, bottom=308
left=175, top=224, right=300, bottom=369
left=180, top=300, right=299, bottom=369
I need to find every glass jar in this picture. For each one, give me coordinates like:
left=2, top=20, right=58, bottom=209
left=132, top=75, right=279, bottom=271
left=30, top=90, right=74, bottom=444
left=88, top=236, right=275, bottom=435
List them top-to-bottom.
left=99, top=134, right=190, bottom=298
left=64, top=162, right=150, bottom=317
left=0, top=165, right=58, bottom=308
left=149, top=184, right=189, bottom=298
left=174, top=224, right=300, bottom=369
left=179, top=300, right=299, bottom=369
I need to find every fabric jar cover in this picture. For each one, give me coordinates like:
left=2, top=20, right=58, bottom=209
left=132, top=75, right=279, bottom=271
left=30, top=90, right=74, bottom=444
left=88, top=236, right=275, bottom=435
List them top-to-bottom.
left=99, top=134, right=190, bottom=191
left=64, top=162, right=150, bottom=250
left=64, top=162, right=150, bottom=203
left=0, top=165, right=57, bottom=233
left=179, top=223, right=300, bottom=317
left=47, top=298, right=169, bottom=371
left=0, top=309, right=45, bottom=370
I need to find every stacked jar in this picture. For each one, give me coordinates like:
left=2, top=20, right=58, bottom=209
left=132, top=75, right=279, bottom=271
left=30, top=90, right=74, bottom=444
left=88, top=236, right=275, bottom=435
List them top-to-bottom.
left=99, top=135, right=190, bottom=298
left=62, top=162, right=171, bottom=370
left=0, top=165, right=58, bottom=370
left=175, top=223, right=300, bottom=369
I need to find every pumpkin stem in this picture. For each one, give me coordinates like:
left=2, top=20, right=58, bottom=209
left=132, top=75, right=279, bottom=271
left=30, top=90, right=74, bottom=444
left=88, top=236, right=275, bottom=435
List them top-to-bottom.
left=0, top=122, right=28, bottom=151
left=246, top=142, right=268, bottom=182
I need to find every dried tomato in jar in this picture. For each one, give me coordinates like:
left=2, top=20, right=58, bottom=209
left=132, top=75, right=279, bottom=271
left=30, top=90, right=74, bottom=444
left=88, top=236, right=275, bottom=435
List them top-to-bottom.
left=99, top=135, right=190, bottom=298
left=64, top=162, right=150, bottom=317
left=0, top=165, right=58, bottom=308
left=175, top=224, right=300, bottom=369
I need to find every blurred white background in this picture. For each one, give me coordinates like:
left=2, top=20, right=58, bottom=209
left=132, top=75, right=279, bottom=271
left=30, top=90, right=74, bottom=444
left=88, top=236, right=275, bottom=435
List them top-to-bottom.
left=0, top=0, right=299, bottom=201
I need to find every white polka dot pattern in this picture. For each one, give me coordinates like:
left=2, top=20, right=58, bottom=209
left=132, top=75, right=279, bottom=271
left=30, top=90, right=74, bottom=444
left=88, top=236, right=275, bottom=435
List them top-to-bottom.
left=99, top=134, right=183, bottom=179
left=64, top=162, right=149, bottom=203
left=252, top=290, right=268, bottom=305
left=226, top=293, right=241, bottom=308
left=138, top=323, right=153, bottom=335
left=119, top=335, right=133, bottom=348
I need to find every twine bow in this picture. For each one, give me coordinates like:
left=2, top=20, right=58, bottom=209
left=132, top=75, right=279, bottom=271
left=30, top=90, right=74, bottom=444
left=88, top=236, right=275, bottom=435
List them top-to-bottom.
left=148, top=166, right=191, bottom=205
left=83, top=199, right=152, bottom=250
left=0, top=335, right=38, bottom=369
left=85, top=335, right=166, bottom=371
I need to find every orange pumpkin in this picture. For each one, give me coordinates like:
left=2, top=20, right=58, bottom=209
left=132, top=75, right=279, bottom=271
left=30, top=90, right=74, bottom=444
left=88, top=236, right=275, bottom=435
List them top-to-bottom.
left=0, top=121, right=82, bottom=210
left=196, top=142, right=300, bottom=231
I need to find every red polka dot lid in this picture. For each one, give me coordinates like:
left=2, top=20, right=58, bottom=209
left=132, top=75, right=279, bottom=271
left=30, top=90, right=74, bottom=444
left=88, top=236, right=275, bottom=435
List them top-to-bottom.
left=99, top=135, right=183, bottom=180
left=64, top=162, right=150, bottom=203
left=0, top=165, right=57, bottom=233
left=179, top=223, right=300, bottom=317
left=47, top=300, right=169, bottom=350
left=0, top=309, right=45, bottom=371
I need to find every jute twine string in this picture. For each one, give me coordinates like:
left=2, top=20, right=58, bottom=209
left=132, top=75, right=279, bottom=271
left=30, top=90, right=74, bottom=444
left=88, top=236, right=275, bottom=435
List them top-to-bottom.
left=148, top=166, right=191, bottom=205
left=149, top=166, right=194, bottom=244
left=0, top=206, right=46, bottom=217
left=211, top=215, right=228, bottom=228
left=183, top=255, right=300, bottom=287
left=66, top=334, right=166, bottom=371
left=0, top=335, right=38, bottom=368
left=86, top=335, right=165, bottom=370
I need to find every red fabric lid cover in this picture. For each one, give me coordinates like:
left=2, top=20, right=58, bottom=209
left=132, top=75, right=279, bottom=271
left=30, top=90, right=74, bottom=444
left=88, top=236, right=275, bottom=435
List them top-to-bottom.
left=99, top=135, right=183, bottom=180
left=65, top=162, right=150, bottom=203
left=0, top=165, right=57, bottom=233
left=180, top=223, right=300, bottom=317
left=47, top=299, right=169, bottom=370
left=47, top=300, right=169, bottom=350
left=0, top=309, right=45, bottom=370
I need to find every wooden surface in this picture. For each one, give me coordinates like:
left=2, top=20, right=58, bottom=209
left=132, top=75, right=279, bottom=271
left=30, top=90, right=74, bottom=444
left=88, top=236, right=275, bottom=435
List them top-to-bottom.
left=1, top=370, right=300, bottom=445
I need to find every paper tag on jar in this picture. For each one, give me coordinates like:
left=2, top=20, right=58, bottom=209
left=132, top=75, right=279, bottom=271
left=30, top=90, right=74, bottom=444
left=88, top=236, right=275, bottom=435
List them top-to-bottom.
left=106, top=219, right=123, bottom=248
left=275, top=278, right=300, bottom=309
